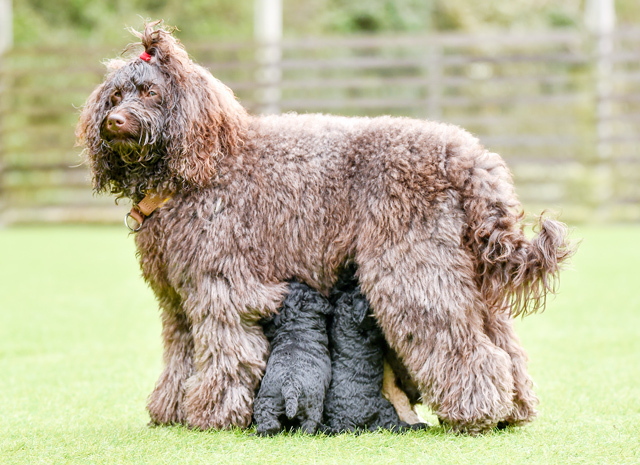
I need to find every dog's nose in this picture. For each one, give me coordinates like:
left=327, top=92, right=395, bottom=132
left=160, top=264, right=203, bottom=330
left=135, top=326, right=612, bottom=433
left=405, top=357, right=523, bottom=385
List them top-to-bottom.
left=107, top=113, right=127, bottom=132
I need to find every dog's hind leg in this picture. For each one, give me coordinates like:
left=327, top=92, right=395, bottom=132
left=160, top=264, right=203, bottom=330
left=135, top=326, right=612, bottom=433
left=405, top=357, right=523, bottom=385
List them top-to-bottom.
left=356, top=206, right=514, bottom=434
left=147, top=296, right=194, bottom=426
left=482, top=310, right=538, bottom=427
left=296, top=386, right=325, bottom=435
left=254, top=390, right=285, bottom=436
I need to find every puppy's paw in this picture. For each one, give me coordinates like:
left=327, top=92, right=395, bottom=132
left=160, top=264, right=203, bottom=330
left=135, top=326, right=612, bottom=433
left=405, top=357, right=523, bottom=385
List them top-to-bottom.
left=256, top=420, right=283, bottom=436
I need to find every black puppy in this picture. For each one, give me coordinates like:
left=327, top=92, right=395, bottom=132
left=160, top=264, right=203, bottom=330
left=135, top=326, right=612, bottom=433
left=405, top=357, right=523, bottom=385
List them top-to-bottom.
left=322, top=267, right=428, bottom=433
left=254, top=281, right=332, bottom=436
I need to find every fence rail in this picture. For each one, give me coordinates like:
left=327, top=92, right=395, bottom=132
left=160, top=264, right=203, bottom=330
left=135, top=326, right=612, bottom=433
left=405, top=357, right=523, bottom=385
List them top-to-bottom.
left=1, top=28, right=639, bottom=225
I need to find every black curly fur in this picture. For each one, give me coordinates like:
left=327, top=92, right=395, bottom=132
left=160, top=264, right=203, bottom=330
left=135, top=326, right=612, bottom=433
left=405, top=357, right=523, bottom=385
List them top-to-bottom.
left=322, top=266, right=429, bottom=434
left=254, top=282, right=333, bottom=436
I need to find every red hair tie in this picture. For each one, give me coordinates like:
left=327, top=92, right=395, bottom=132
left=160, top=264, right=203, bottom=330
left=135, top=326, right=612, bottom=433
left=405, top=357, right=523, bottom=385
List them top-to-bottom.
left=140, top=51, right=151, bottom=62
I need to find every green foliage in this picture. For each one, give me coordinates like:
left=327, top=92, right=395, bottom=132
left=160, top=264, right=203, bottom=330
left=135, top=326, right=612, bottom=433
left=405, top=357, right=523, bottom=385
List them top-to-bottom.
left=11, top=0, right=640, bottom=46
left=13, top=0, right=253, bottom=45
left=320, top=0, right=433, bottom=34
left=428, top=0, right=581, bottom=31
left=0, top=226, right=639, bottom=464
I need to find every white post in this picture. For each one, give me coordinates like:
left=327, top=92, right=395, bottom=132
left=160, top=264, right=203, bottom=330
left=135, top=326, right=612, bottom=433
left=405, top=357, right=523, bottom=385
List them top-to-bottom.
left=0, top=0, right=12, bottom=55
left=0, top=0, right=10, bottom=226
left=254, top=0, right=282, bottom=114
left=585, top=0, right=616, bottom=220
left=585, top=0, right=616, bottom=159
left=427, top=43, right=442, bottom=121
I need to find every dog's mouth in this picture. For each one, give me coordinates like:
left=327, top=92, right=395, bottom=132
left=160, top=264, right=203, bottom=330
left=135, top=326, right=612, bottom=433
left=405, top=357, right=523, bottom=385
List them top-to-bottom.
left=101, top=132, right=161, bottom=165
left=103, top=134, right=139, bottom=147
left=116, top=144, right=161, bottom=165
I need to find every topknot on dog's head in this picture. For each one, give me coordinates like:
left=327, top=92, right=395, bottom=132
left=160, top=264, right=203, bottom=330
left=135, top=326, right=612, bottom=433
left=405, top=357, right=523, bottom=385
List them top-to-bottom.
left=128, top=20, right=190, bottom=73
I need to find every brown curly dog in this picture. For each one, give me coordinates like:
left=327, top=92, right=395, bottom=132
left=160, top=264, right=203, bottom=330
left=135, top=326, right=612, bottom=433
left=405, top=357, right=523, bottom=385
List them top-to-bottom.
left=76, top=21, right=574, bottom=434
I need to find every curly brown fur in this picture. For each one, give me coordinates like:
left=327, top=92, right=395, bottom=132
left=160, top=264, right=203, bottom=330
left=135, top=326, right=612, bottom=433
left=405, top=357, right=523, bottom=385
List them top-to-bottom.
left=77, top=21, right=575, bottom=434
left=458, top=155, right=575, bottom=317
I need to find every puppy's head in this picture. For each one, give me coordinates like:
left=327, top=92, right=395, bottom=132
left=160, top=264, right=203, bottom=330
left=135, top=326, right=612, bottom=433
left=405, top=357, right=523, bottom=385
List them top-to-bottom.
left=76, top=20, right=248, bottom=201
left=262, top=282, right=332, bottom=340
left=333, top=288, right=380, bottom=335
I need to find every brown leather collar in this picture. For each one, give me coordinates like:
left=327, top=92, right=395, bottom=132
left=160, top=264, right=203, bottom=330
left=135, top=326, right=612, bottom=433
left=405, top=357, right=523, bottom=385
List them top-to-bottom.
left=125, top=194, right=171, bottom=232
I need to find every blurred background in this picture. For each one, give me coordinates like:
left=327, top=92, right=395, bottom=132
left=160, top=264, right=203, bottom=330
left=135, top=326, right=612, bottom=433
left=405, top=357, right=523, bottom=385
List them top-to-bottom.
left=0, top=0, right=639, bottom=225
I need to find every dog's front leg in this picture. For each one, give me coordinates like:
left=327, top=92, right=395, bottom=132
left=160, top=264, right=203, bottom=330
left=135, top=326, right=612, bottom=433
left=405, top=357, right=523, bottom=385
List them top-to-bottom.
left=181, top=276, right=288, bottom=430
left=147, top=303, right=194, bottom=426
left=183, top=317, right=268, bottom=430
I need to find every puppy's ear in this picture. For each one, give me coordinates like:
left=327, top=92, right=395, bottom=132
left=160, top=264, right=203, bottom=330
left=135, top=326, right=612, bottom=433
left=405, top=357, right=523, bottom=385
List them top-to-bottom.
left=133, top=21, right=248, bottom=188
left=352, top=296, right=370, bottom=326
left=318, top=297, right=334, bottom=316
left=260, top=313, right=279, bottom=340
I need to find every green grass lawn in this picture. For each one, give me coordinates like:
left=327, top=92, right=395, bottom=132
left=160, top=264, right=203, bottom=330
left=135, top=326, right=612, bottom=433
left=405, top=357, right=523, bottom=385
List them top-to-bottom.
left=1, top=225, right=639, bottom=464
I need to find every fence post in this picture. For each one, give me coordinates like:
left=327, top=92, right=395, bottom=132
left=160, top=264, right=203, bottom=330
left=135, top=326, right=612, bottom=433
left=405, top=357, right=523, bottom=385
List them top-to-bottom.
left=0, top=0, right=12, bottom=227
left=0, top=0, right=11, bottom=55
left=254, top=0, right=282, bottom=115
left=585, top=0, right=616, bottom=220
left=426, top=42, right=443, bottom=121
left=0, top=63, right=5, bottom=228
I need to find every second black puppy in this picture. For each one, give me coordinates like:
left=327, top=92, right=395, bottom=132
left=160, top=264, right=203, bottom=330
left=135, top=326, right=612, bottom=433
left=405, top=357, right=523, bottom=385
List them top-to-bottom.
left=323, top=268, right=428, bottom=433
left=254, top=281, right=332, bottom=435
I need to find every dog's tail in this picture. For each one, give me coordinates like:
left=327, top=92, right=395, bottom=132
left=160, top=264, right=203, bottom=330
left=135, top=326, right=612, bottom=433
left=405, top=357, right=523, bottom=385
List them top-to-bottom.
left=460, top=150, right=576, bottom=317
left=282, top=378, right=301, bottom=419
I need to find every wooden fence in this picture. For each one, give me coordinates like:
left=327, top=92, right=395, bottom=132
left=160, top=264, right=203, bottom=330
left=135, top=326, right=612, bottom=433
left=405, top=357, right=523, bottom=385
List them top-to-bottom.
left=1, top=28, right=639, bottom=225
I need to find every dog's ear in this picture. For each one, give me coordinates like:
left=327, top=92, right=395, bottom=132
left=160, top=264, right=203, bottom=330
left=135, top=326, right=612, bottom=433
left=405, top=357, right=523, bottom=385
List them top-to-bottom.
left=132, top=21, right=248, bottom=188
left=165, top=68, right=248, bottom=187
left=76, top=79, right=116, bottom=193
left=76, top=83, right=103, bottom=149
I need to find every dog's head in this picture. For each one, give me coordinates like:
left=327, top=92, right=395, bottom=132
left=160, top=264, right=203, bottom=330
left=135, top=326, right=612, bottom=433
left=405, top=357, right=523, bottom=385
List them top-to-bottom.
left=76, top=20, right=248, bottom=201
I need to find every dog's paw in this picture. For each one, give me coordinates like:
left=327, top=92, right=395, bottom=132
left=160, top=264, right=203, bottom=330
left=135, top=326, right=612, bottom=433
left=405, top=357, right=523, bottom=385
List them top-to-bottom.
left=430, top=341, right=514, bottom=435
left=185, top=377, right=254, bottom=430
left=147, top=379, right=187, bottom=426
left=500, top=397, right=538, bottom=428
left=297, top=420, right=320, bottom=435
left=406, top=422, right=430, bottom=431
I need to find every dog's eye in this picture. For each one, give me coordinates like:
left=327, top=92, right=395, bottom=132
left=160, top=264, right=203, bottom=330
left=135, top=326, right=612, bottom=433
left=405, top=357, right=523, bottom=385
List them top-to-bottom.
left=149, top=90, right=157, bottom=96
left=111, top=91, right=122, bottom=104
